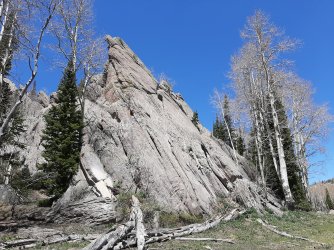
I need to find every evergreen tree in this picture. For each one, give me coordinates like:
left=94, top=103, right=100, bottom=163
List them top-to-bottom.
left=0, top=17, right=25, bottom=185
left=40, top=63, right=83, bottom=198
left=0, top=81, right=12, bottom=125
left=0, top=85, right=26, bottom=186
left=221, top=95, right=234, bottom=147
left=261, top=99, right=285, bottom=199
left=275, top=99, right=310, bottom=210
left=192, top=111, right=199, bottom=128
left=212, top=114, right=224, bottom=140
left=213, top=115, right=219, bottom=137
left=246, top=127, right=258, bottom=165
left=235, top=133, right=245, bottom=156
left=325, top=188, right=334, bottom=210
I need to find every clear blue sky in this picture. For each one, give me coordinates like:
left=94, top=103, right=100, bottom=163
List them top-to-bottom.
left=20, top=0, right=334, bottom=183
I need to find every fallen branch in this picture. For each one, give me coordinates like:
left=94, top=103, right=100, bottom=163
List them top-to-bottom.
left=84, top=193, right=243, bottom=250
left=84, top=196, right=144, bottom=250
left=132, top=196, right=146, bottom=250
left=113, top=208, right=243, bottom=249
left=256, top=218, right=325, bottom=246
left=0, top=221, right=18, bottom=230
left=2, top=234, right=98, bottom=249
left=174, top=237, right=235, bottom=244
left=2, top=239, right=37, bottom=248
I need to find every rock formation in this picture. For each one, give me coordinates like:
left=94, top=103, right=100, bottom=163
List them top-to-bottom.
left=14, top=35, right=280, bottom=225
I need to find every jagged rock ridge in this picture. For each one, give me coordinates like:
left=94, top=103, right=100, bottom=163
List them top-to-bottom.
left=18, top=36, right=280, bottom=224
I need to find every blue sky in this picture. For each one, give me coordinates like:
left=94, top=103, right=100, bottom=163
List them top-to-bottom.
left=17, top=1, right=334, bottom=183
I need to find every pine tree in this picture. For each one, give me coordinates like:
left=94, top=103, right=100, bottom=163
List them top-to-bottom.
left=0, top=17, right=25, bottom=185
left=40, top=63, right=83, bottom=198
left=0, top=81, right=12, bottom=126
left=0, top=84, right=26, bottom=186
left=221, top=95, right=234, bottom=147
left=275, top=99, right=310, bottom=210
left=192, top=111, right=199, bottom=128
left=213, top=114, right=224, bottom=140
left=213, top=115, right=219, bottom=137
left=246, top=127, right=258, bottom=165
left=235, top=133, right=245, bottom=156
left=325, top=188, right=334, bottom=210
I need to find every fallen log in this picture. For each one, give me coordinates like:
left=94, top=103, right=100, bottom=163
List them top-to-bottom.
left=84, top=192, right=244, bottom=250
left=84, top=196, right=144, bottom=250
left=132, top=196, right=146, bottom=250
left=113, top=208, right=243, bottom=249
left=256, top=218, right=325, bottom=246
left=2, top=234, right=98, bottom=249
left=174, top=237, right=235, bottom=244
left=2, top=239, right=37, bottom=248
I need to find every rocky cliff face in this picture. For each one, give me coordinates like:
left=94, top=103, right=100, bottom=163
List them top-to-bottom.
left=18, top=36, right=280, bottom=225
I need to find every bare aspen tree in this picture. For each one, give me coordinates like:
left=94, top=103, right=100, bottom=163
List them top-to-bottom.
left=0, top=0, right=63, bottom=142
left=0, top=0, right=10, bottom=43
left=48, top=0, right=104, bottom=189
left=49, top=0, right=104, bottom=110
left=51, top=0, right=93, bottom=70
left=239, top=10, right=298, bottom=206
left=228, top=11, right=301, bottom=206
left=228, top=11, right=332, bottom=207
left=79, top=37, right=104, bottom=111
left=229, top=44, right=268, bottom=192
left=282, top=73, right=333, bottom=197
left=212, top=90, right=239, bottom=167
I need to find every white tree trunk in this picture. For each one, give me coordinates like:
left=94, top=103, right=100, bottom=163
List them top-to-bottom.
left=0, top=0, right=9, bottom=44
left=0, top=0, right=59, bottom=142
left=0, top=0, right=5, bottom=23
left=0, top=10, right=16, bottom=71
left=260, top=47, right=294, bottom=205
left=268, top=89, right=294, bottom=205
left=218, top=98, right=239, bottom=167
left=291, top=106, right=309, bottom=199
left=252, top=107, right=266, bottom=192
left=4, top=164, right=11, bottom=185
left=132, top=196, right=146, bottom=250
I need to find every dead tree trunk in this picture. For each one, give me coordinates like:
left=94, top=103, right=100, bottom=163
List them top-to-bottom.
left=84, top=195, right=146, bottom=250
left=113, top=209, right=242, bottom=249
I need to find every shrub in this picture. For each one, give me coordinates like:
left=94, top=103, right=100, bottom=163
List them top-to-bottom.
left=325, top=188, right=334, bottom=210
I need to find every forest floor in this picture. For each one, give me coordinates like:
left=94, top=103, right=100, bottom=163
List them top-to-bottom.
left=1, top=210, right=334, bottom=250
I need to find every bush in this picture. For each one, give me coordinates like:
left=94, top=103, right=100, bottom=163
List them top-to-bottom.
left=191, top=111, right=199, bottom=128
left=325, top=188, right=334, bottom=210
left=37, top=198, right=55, bottom=207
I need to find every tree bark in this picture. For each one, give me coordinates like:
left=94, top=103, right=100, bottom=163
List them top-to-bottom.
left=0, top=0, right=9, bottom=44
left=268, top=88, right=294, bottom=206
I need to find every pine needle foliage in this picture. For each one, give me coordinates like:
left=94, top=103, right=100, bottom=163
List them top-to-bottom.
left=40, top=63, right=83, bottom=198
left=192, top=111, right=199, bottom=128
left=325, top=188, right=334, bottom=210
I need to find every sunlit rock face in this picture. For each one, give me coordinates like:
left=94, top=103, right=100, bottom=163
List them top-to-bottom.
left=19, top=36, right=280, bottom=224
